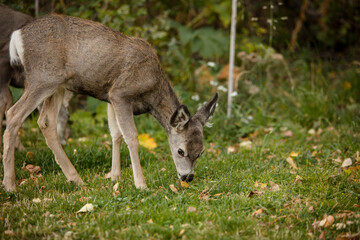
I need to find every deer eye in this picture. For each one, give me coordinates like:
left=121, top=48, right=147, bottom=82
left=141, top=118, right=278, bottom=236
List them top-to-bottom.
left=178, top=148, right=184, bottom=157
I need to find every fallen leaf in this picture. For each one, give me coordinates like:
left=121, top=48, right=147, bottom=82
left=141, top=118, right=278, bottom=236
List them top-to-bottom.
left=308, top=129, right=316, bottom=135
left=283, top=130, right=293, bottom=137
left=138, top=134, right=157, bottom=150
left=239, top=140, right=252, bottom=150
left=227, top=145, right=237, bottom=154
left=26, top=151, right=35, bottom=160
left=289, top=151, right=300, bottom=157
left=286, top=157, right=298, bottom=169
left=341, top=158, right=352, bottom=168
left=24, top=164, right=41, bottom=174
left=160, top=168, right=166, bottom=172
left=294, top=175, right=303, bottom=183
left=18, top=179, right=27, bottom=186
left=269, top=180, right=280, bottom=191
left=180, top=181, right=189, bottom=188
left=254, top=181, right=267, bottom=189
left=113, top=182, right=119, bottom=192
left=169, top=184, right=178, bottom=194
left=199, top=192, right=210, bottom=201
left=213, top=193, right=223, bottom=197
left=164, top=195, right=169, bottom=201
left=32, top=198, right=41, bottom=203
left=43, top=198, right=53, bottom=202
left=77, top=203, right=94, bottom=213
left=354, top=204, right=360, bottom=208
left=186, top=206, right=197, bottom=213
left=308, top=206, right=314, bottom=211
left=252, top=208, right=263, bottom=217
left=319, top=215, right=334, bottom=227
left=147, top=219, right=153, bottom=224
left=335, top=223, right=346, bottom=230
left=179, top=229, right=185, bottom=236
left=4, top=230, right=14, bottom=236
left=319, top=231, right=325, bottom=240
left=336, top=232, right=360, bottom=240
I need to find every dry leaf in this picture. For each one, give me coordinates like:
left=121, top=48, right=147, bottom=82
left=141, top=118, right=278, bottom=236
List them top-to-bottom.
left=308, top=129, right=316, bottom=135
left=283, top=130, right=293, bottom=137
left=138, top=134, right=157, bottom=150
left=240, top=140, right=252, bottom=150
left=227, top=145, right=237, bottom=154
left=26, top=151, right=35, bottom=160
left=289, top=151, right=300, bottom=157
left=286, top=157, right=298, bottom=169
left=341, top=158, right=352, bottom=168
left=24, top=164, right=41, bottom=174
left=160, top=168, right=166, bottom=172
left=104, top=171, right=111, bottom=179
left=294, top=175, right=303, bottom=183
left=18, top=179, right=27, bottom=186
left=269, top=180, right=280, bottom=191
left=180, top=181, right=189, bottom=188
left=254, top=181, right=267, bottom=189
left=113, top=182, right=119, bottom=192
left=169, top=184, right=178, bottom=194
left=199, top=192, right=210, bottom=201
left=213, top=193, right=223, bottom=197
left=164, top=195, right=169, bottom=201
left=32, top=198, right=41, bottom=203
left=43, top=198, right=53, bottom=202
left=77, top=203, right=94, bottom=213
left=186, top=206, right=197, bottom=213
left=308, top=206, right=314, bottom=211
left=252, top=208, right=263, bottom=217
left=319, top=215, right=334, bottom=227
left=147, top=219, right=153, bottom=224
left=335, top=223, right=346, bottom=230
left=179, top=229, right=185, bottom=236
left=4, top=230, right=14, bottom=236
left=319, top=231, right=325, bottom=240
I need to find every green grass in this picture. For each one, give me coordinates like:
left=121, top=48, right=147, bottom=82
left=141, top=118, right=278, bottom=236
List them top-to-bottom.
left=1, top=60, right=360, bottom=239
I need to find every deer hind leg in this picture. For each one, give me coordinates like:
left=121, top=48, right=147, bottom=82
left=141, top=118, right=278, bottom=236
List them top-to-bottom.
left=0, top=86, right=12, bottom=152
left=2, top=86, right=50, bottom=191
left=37, top=88, right=83, bottom=185
left=57, top=90, right=72, bottom=146
left=109, top=97, right=146, bottom=189
left=107, top=103, right=123, bottom=181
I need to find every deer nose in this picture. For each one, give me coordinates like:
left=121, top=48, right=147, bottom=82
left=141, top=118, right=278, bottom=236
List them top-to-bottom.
left=180, top=174, right=194, bottom=182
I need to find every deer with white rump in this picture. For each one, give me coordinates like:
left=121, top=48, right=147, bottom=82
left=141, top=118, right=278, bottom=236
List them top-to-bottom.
left=3, top=15, right=218, bottom=191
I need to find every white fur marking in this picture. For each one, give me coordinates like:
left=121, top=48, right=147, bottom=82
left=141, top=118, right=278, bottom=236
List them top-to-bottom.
left=9, top=30, right=25, bottom=66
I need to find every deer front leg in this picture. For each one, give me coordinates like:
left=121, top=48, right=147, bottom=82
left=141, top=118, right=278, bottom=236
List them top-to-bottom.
left=37, top=88, right=83, bottom=185
left=110, top=98, right=146, bottom=189
left=107, top=103, right=122, bottom=181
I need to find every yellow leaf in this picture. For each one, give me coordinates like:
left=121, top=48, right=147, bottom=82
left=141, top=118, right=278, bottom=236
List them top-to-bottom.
left=138, top=134, right=157, bottom=150
left=289, top=151, right=300, bottom=157
left=286, top=157, right=298, bottom=169
left=180, top=181, right=189, bottom=188
left=254, top=181, right=267, bottom=189
left=252, top=208, right=263, bottom=216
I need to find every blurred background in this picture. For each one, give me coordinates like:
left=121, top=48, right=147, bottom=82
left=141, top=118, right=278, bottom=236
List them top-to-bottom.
left=1, top=0, right=360, bottom=145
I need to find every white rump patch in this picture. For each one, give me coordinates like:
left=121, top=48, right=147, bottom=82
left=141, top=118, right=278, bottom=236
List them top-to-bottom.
left=9, top=30, right=25, bottom=66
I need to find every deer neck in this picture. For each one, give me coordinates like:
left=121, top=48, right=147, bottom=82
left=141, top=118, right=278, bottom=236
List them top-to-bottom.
left=150, top=80, right=181, bottom=134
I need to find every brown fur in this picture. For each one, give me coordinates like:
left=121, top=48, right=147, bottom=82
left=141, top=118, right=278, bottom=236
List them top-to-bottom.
left=2, top=15, right=218, bottom=191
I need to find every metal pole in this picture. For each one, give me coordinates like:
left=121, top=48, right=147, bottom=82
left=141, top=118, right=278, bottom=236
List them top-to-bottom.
left=227, top=0, right=237, bottom=118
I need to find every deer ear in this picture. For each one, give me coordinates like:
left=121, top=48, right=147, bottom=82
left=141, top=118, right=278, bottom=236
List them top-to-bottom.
left=193, top=93, right=218, bottom=126
left=170, top=105, right=191, bottom=131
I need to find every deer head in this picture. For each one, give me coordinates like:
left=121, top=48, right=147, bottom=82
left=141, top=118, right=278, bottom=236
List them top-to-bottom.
left=168, top=93, right=218, bottom=182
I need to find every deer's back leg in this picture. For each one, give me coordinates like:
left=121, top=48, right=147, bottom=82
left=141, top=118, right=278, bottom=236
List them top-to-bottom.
left=0, top=63, right=13, bottom=152
left=2, top=83, right=56, bottom=191
left=37, top=88, right=83, bottom=185
left=109, top=94, right=146, bottom=189
left=107, top=103, right=122, bottom=181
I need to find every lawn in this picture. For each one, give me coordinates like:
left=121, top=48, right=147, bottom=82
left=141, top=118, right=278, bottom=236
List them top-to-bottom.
left=1, top=61, right=360, bottom=239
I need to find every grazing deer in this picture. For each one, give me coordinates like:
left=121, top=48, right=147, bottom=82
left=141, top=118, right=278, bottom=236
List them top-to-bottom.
left=0, top=4, right=70, bottom=150
left=2, top=15, right=218, bottom=191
